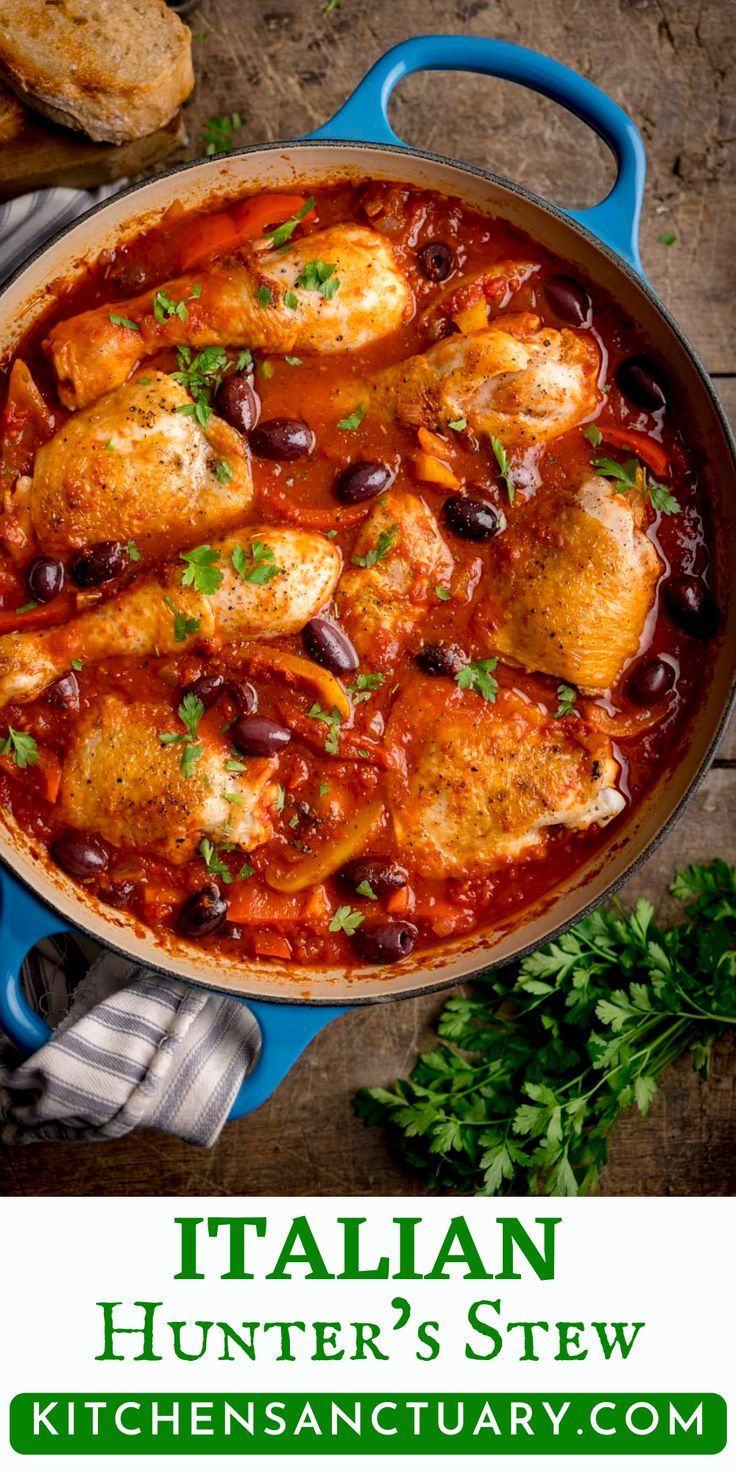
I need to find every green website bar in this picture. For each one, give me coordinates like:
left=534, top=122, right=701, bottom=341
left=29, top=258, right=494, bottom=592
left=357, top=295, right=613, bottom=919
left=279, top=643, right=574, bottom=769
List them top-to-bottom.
left=8, top=1392, right=727, bottom=1455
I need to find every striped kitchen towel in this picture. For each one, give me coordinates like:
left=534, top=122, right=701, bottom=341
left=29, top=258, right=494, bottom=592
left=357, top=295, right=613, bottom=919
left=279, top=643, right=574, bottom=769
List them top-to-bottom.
left=0, top=188, right=259, bottom=1144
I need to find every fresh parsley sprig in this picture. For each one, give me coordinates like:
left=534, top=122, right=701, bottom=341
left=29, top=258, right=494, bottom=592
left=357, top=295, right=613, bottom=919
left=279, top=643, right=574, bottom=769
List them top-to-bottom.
left=265, top=197, right=315, bottom=248
left=296, top=259, right=340, bottom=299
left=490, top=435, right=516, bottom=504
left=592, top=455, right=680, bottom=516
left=351, top=524, right=397, bottom=569
left=231, top=540, right=281, bottom=584
left=180, top=545, right=223, bottom=596
left=455, top=657, right=498, bottom=702
left=0, top=727, right=39, bottom=769
left=355, top=860, right=736, bottom=1196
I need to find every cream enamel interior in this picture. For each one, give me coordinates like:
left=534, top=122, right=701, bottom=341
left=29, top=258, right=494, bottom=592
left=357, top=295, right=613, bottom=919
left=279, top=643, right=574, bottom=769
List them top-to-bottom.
left=1, top=142, right=734, bottom=1005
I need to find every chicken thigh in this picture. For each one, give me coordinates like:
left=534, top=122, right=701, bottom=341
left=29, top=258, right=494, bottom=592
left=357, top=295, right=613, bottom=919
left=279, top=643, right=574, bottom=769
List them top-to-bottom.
left=45, top=225, right=413, bottom=409
left=364, top=313, right=601, bottom=448
left=9, top=371, right=252, bottom=557
left=476, top=474, right=662, bottom=692
left=336, top=491, right=453, bottom=665
left=0, top=526, right=341, bottom=706
left=386, top=677, right=624, bottom=878
left=59, top=694, right=277, bottom=862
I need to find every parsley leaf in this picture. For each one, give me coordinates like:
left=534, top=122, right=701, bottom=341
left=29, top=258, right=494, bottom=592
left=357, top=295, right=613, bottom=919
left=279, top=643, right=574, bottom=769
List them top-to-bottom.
left=201, top=112, right=242, bottom=156
left=265, top=197, right=315, bottom=248
left=659, top=231, right=677, bottom=246
left=296, top=258, right=340, bottom=298
left=152, top=285, right=200, bottom=324
left=255, top=285, right=274, bottom=307
left=284, top=289, right=299, bottom=311
left=109, top=312, right=140, bottom=331
left=172, top=345, right=237, bottom=427
left=285, top=355, right=302, bottom=366
left=337, top=403, right=366, bottom=431
left=448, top=417, right=467, bottom=432
left=582, top=424, right=602, bottom=447
left=490, top=435, right=516, bottom=504
left=592, top=455, right=680, bottom=516
left=215, top=460, right=234, bottom=484
left=351, top=524, right=398, bottom=569
left=126, top=540, right=142, bottom=562
left=231, top=540, right=281, bottom=584
left=180, top=545, right=223, bottom=596
left=435, top=585, right=452, bottom=601
left=163, top=596, right=200, bottom=643
left=455, top=657, right=498, bottom=702
left=71, top=658, right=83, bottom=672
left=346, top=671, right=384, bottom=705
left=554, top=683, right=578, bottom=719
left=158, top=693, right=205, bottom=777
left=308, top=702, right=342, bottom=755
left=0, top=727, right=39, bottom=769
left=199, top=838, right=234, bottom=884
left=355, top=858, right=736, bottom=1196
left=239, top=862, right=255, bottom=880
left=356, top=879, right=378, bottom=900
left=329, top=904, right=364, bottom=936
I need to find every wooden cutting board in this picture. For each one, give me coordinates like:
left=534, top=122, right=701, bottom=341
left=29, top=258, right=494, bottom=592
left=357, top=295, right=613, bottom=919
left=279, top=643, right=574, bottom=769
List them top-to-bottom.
left=0, top=83, right=186, bottom=203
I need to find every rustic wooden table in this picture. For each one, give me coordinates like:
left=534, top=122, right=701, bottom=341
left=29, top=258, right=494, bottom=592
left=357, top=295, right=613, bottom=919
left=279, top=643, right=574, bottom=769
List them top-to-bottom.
left=1, top=0, right=734, bottom=1198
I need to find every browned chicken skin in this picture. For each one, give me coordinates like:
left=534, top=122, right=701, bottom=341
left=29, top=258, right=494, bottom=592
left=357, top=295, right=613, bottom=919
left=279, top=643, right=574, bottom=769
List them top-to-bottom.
left=45, top=225, right=413, bottom=409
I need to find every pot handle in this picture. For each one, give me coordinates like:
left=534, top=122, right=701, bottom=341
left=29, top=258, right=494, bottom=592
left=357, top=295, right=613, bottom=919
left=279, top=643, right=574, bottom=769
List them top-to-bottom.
left=310, top=34, right=646, bottom=272
left=0, top=864, right=344, bottom=1122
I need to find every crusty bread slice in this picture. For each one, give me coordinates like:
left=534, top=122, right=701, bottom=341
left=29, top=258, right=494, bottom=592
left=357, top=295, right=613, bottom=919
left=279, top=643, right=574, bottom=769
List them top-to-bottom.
left=0, top=0, right=194, bottom=144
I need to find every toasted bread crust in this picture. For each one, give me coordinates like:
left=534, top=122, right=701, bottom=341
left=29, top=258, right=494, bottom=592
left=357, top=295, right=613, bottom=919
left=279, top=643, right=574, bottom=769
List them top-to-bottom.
left=0, top=0, right=194, bottom=143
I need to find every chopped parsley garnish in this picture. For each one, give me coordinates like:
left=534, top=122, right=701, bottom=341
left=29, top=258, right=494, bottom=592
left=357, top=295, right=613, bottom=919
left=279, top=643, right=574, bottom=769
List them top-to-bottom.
left=201, top=112, right=242, bottom=156
left=265, top=197, right=315, bottom=248
left=659, top=231, right=677, bottom=246
left=296, top=258, right=340, bottom=298
left=152, top=284, right=201, bottom=324
left=255, top=285, right=274, bottom=307
left=284, top=289, right=299, bottom=311
left=109, top=312, right=140, bottom=331
left=172, top=345, right=233, bottom=427
left=285, top=355, right=302, bottom=366
left=260, top=360, right=274, bottom=379
left=137, top=376, right=152, bottom=386
left=337, top=403, right=366, bottom=431
left=448, top=417, right=467, bottom=432
left=582, top=424, right=603, bottom=447
left=490, top=435, right=515, bottom=504
left=105, top=440, right=116, bottom=451
left=592, top=455, right=680, bottom=515
left=215, top=459, right=234, bottom=484
left=351, top=523, right=398, bottom=569
left=126, top=540, right=142, bottom=562
left=231, top=540, right=281, bottom=584
left=180, top=544, right=223, bottom=595
left=435, top=585, right=452, bottom=601
left=163, top=596, right=200, bottom=643
left=16, top=601, right=37, bottom=614
left=455, top=657, right=498, bottom=702
left=71, top=658, right=83, bottom=672
left=347, top=671, right=384, bottom=704
left=554, top=683, right=578, bottom=719
left=158, top=692, right=205, bottom=777
left=308, top=702, right=342, bottom=755
left=0, top=727, right=39, bottom=769
left=225, top=757, right=247, bottom=773
left=319, top=781, right=330, bottom=797
left=275, top=785, right=286, bottom=812
left=199, top=837, right=234, bottom=884
left=239, top=862, right=255, bottom=880
left=356, top=879, right=378, bottom=900
left=329, top=905, right=364, bottom=936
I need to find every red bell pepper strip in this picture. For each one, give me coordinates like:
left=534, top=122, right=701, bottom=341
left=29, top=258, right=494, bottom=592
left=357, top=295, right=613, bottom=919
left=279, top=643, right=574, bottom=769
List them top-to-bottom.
left=179, top=194, right=316, bottom=270
left=600, top=425, right=669, bottom=478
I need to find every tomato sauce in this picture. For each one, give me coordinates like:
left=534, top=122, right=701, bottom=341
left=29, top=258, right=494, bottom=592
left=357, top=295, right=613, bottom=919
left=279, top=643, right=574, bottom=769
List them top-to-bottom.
left=0, top=181, right=717, bottom=969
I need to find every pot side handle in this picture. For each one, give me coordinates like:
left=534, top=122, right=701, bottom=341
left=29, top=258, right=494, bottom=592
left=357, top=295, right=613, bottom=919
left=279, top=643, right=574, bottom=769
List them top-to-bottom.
left=309, top=34, right=646, bottom=273
left=0, top=864, right=344, bottom=1123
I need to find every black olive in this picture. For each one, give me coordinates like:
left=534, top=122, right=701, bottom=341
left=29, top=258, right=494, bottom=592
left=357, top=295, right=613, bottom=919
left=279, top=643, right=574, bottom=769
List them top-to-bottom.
left=417, top=241, right=456, bottom=282
left=545, top=274, right=592, bottom=327
left=616, top=356, right=667, bottom=411
left=215, top=373, right=260, bottom=434
left=250, top=419, right=315, bottom=460
left=334, top=460, right=394, bottom=505
left=444, top=492, right=506, bottom=542
left=70, top=541, right=126, bottom=587
left=26, top=555, right=65, bottom=604
left=664, top=575, right=719, bottom=639
left=303, top=617, right=359, bottom=674
left=416, top=643, right=465, bottom=677
left=626, top=655, right=676, bottom=705
left=46, top=671, right=79, bottom=710
left=182, top=673, right=225, bottom=709
left=227, top=680, right=259, bottom=714
left=232, top=715, right=292, bottom=757
left=52, top=831, right=109, bottom=879
left=338, top=856, right=408, bottom=898
left=100, top=879, right=136, bottom=909
left=177, top=884, right=227, bottom=937
left=352, top=920, right=419, bottom=964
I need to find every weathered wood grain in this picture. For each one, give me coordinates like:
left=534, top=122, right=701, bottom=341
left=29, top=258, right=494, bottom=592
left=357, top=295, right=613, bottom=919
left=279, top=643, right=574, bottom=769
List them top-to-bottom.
left=0, top=0, right=733, bottom=1198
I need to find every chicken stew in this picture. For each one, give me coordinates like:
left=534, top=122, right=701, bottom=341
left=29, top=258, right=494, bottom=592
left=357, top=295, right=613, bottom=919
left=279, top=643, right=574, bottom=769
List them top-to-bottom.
left=0, top=183, right=719, bottom=968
